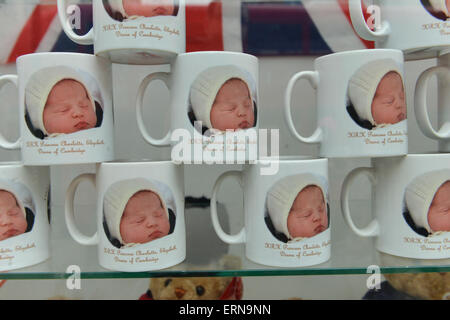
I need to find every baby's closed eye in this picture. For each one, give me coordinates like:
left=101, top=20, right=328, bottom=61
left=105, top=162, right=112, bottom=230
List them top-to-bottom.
left=382, top=97, right=395, bottom=105
left=79, top=99, right=91, bottom=108
left=219, top=104, right=236, bottom=112
left=56, top=106, right=71, bottom=113
left=152, top=210, right=164, bottom=218
left=291, top=210, right=312, bottom=218
left=132, top=216, right=145, bottom=224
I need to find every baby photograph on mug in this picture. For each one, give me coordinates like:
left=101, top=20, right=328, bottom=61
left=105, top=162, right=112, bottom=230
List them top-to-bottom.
left=103, top=0, right=180, bottom=21
left=420, top=0, right=450, bottom=21
left=346, top=59, right=407, bottom=131
left=188, top=65, right=258, bottom=137
left=24, top=66, right=104, bottom=140
left=403, top=169, right=450, bottom=238
left=264, top=173, right=330, bottom=244
left=102, top=178, right=176, bottom=249
left=0, top=180, right=37, bottom=244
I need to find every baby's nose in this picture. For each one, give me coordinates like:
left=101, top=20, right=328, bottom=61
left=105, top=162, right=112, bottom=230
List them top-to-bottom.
left=237, top=105, right=248, bottom=116
left=72, top=106, right=85, bottom=117
left=311, top=211, right=320, bottom=221
left=146, top=219, right=157, bottom=228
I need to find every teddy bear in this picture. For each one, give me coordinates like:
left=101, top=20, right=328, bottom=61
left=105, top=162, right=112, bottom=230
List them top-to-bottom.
left=139, top=254, right=243, bottom=300
left=383, top=272, right=450, bottom=300
left=139, top=276, right=243, bottom=300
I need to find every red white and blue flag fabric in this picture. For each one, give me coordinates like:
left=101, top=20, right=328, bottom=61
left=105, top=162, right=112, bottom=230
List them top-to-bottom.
left=0, top=0, right=374, bottom=64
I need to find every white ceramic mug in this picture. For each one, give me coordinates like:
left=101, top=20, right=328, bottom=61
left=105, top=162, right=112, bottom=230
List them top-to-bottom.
left=57, top=0, right=186, bottom=65
left=349, top=0, right=450, bottom=60
left=285, top=49, right=407, bottom=158
left=136, top=51, right=260, bottom=164
left=415, top=51, right=450, bottom=152
left=0, top=53, right=115, bottom=166
left=341, top=154, right=450, bottom=259
left=211, top=157, right=331, bottom=267
left=65, top=161, right=185, bottom=272
left=0, top=163, right=50, bottom=271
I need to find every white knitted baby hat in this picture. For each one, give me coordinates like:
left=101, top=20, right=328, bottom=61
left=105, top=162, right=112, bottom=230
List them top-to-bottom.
left=108, top=0, right=127, bottom=18
left=429, top=0, right=449, bottom=16
left=348, top=59, right=403, bottom=126
left=190, top=65, right=253, bottom=129
left=25, top=66, right=95, bottom=135
left=405, top=170, right=450, bottom=234
left=266, top=174, right=327, bottom=240
left=103, top=178, right=169, bottom=245
left=0, top=180, right=32, bottom=219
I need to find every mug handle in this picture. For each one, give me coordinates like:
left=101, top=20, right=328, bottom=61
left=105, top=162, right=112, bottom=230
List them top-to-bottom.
left=57, top=0, right=94, bottom=45
left=348, top=0, right=391, bottom=41
left=414, top=66, right=450, bottom=140
left=284, top=71, right=323, bottom=144
left=136, top=72, right=172, bottom=146
left=0, top=75, right=21, bottom=150
left=340, top=167, right=380, bottom=237
left=210, top=171, right=246, bottom=244
left=65, top=173, right=99, bottom=246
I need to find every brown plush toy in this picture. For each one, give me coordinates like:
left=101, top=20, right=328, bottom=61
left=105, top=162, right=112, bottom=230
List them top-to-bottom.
left=380, top=253, right=450, bottom=300
left=139, top=255, right=243, bottom=300
left=384, top=273, right=450, bottom=300
left=140, top=276, right=243, bottom=300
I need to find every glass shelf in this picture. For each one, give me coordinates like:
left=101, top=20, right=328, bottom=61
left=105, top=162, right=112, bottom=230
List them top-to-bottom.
left=1, top=200, right=449, bottom=280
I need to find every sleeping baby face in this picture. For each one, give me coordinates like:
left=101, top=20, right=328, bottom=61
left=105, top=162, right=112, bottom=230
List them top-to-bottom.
left=122, top=0, right=175, bottom=17
left=371, top=71, right=407, bottom=125
left=210, top=78, right=255, bottom=131
left=43, top=79, right=97, bottom=135
left=428, top=181, right=450, bottom=233
left=287, top=185, right=328, bottom=239
left=0, top=190, right=27, bottom=242
left=120, top=190, right=170, bottom=244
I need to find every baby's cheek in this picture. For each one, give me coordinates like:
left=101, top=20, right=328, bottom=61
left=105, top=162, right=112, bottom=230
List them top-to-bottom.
left=88, top=109, right=98, bottom=127
left=247, top=109, right=255, bottom=126
left=44, top=113, right=70, bottom=133
left=428, top=209, right=450, bottom=232
left=322, top=211, right=328, bottom=226
left=287, top=216, right=304, bottom=237
left=18, top=217, right=28, bottom=233
left=161, top=217, right=170, bottom=235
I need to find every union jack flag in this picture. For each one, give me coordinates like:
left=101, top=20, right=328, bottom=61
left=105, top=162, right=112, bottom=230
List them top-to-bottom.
left=0, top=0, right=373, bottom=65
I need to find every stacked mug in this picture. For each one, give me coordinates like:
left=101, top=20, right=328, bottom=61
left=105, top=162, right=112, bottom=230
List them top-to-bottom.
left=0, top=0, right=188, bottom=272
left=0, top=0, right=262, bottom=272
left=284, top=0, right=450, bottom=264
left=299, top=0, right=450, bottom=263
left=211, top=1, right=449, bottom=268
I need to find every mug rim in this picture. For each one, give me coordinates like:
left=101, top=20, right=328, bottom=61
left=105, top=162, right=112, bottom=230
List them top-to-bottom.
left=315, top=48, right=403, bottom=63
left=177, top=51, right=258, bottom=61
left=16, top=52, right=108, bottom=64
left=375, top=153, right=450, bottom=161
left=258, top=155, right=327, bottom=163
left=101, top=159, right=176, bottom=166
left=0, top=161, right=24, bottom=167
